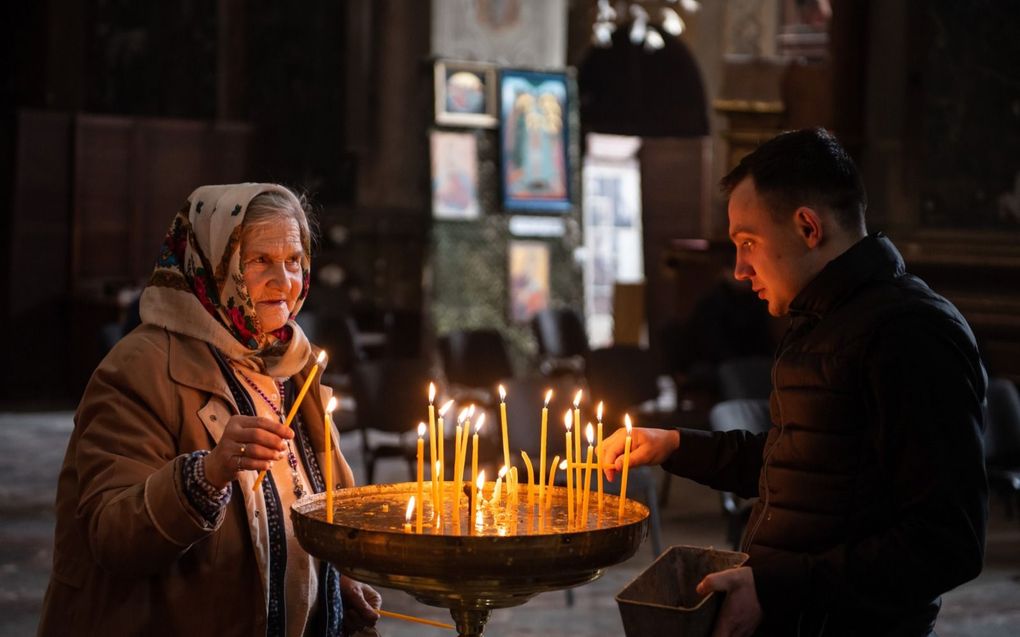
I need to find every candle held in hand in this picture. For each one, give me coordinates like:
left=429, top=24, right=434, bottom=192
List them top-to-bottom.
left=618, top=414, right=633, bottom=518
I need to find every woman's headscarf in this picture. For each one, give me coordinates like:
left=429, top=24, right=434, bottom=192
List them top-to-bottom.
left=139, top=183, right=312, bottom=378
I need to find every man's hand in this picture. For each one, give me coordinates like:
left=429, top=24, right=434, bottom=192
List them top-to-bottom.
left=600, top=427, right=680, bottom=482
left=696, top=566, right=762, bottom=637
left=340, top=575, right=382, bottom=632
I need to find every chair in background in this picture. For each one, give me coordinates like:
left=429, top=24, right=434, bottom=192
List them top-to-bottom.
left=531, top=308, right=589, bottom=379
left=438, top=329, right=515, bottom=405
left=584, top=345, right=663, bottom=426
left=349, top=357, right=432, bottom=484
left=985, top=377, right=1020, bottom=521
left=709, top=399, right=771, bottom=549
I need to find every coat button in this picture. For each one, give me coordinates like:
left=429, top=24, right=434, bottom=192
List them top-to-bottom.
left=210, top=414, right=218, bottom=421
left=254, top=510, right=260, bottom=518
left=767, top=513, right=772, bottom=521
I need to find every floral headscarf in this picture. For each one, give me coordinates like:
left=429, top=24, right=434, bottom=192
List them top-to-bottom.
left=139, top=183, right=312, bottom=377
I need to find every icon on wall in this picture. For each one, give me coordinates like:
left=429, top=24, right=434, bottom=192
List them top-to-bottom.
left=434, top=60, right=498, bottom=128
left=500, top=69, right=571, bottom=212
left=430, top=130, right=480, bottom=220
left=508, top=239, right=550, bottom=322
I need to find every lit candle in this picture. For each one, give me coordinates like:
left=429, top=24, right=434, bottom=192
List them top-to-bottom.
left=254, top=350, right=326, bottom=491
left=427, top=382, right=437, bottom=503
left=498, top=384, right=512, bottom=472
left=539, top=389, right=552, bottom=511
left=573, top=389, right=582, bottom=516
left=437, top=395, right=446, bottom=508
left=325, top=396, right=338, bottom=524
left=596, top=401, right=604, bottom=514
left=451, top=404, right=463, bottom=516
left=457, top=408, right=470, bottom=485
left=564, top=410, right=574, bottom=526
left=618, top=414, right=633, bottom=518
left=470, top=415, right=484, bottom=520
left=416, top=422, right=425, bottom=533
left=580, top=423, right=594, bottom=526
left=546, top=457, right=565, bottom=513
left=493, top=465, right=507, bottom=506
left=474, top=470, right=486, bottom=532
left=405, top=495, right=415, bottom=533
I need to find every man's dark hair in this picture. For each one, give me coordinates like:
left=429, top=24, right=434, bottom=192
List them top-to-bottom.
left=720, top=127, right=867, bottom=231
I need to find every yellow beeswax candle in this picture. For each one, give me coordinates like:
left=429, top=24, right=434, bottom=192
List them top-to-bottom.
left=253, top=350, right=326, bottom=491
left=427, top=382, right=437, bottom=498
left=498, top=384, right=510, bottom=470
left=539, top=389, right=551, bottom=510
left=572, top=390, right=582, bottom=515
left=325, top=396, right=338, bottom=524
left=596, top=401, right=604, bottom=513
left=564, top=410, right=574, bottom=526
left=619, top=414, right=633, bottom=518
left=471, top=415, right=484, bottom=520
left=416, top=423, right=425, bottom=533
left=581, top=423, right=594, bottom=526
left=521, top=450, right=535, bottom=507
left=545, top=455, right=562, bottom=512
left=473, top=470, right=486, bottom=532
left=405, top=495, right=415, bottom=533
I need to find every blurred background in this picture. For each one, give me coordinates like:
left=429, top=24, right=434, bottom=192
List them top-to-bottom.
left=2, top=1, right=1019, bottom=635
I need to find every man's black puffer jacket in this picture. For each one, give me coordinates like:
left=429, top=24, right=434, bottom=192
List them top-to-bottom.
left=664, top=234, right=988, bottom=636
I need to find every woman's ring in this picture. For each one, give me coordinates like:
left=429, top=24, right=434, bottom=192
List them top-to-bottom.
left=239, top=444, right=246, bottom=457
left=236, top=455, right=243, bottom=471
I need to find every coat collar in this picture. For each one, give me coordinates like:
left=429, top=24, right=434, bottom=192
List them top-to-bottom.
left=788, top=233, right=905, bottom=318
left=167, top=330, right=237, bottom=406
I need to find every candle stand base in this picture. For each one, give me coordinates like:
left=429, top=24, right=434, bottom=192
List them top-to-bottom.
left=292, top=483, right=649, bottom=637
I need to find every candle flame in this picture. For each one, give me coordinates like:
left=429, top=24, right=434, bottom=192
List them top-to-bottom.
left=316, top=350, right=327, bottom=364
left=428, top=382, right=436, bottom=404
left=498, top=384, right=506, bottom=401
left=544, top=389, right=553, bottom=406
left=573, top=389, right=583, bottom=407
left=326, top=396, right=338, bottom=413
left=439, top=399, right=454, bottom=417
left=597, top=401, right=604, bottom=421
left=468, top=404, right=477, bottom=417
left=457, top=407, right=470, bottom=424
left=564, top=410, right=572, bottom=430
left=475, top=413, right=485, bottom=433
left=625, top=413, right=633, bottom=434
left=417, top=422, right=426, bottom=437
left=586, top=423, right=594, bottom=444
left=559, top=459, right=568, bottom=470
left=498, top=465, right=508, bottom=478
left=476, top=470, right=486, bottom=490
left=405, top=496, right=416, bottom=522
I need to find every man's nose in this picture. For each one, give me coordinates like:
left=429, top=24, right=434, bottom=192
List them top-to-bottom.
left=733, top=258, right=753, bottom=281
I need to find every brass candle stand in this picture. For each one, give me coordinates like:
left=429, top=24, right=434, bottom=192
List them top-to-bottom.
left=292, top=481, right=649, bottom=636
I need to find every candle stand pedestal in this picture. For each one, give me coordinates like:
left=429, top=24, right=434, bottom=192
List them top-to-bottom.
left=292, top=482, right=649, bottom=636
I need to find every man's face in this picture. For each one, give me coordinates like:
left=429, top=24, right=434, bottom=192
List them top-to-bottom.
left=728, top=178, right=815, bottom=317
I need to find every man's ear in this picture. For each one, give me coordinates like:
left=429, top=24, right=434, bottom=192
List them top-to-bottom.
left=794, top=206, right=823, bottom=248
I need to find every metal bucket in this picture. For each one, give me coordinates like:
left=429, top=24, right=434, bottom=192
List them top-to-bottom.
left=616, top=545, right=749, bottom=637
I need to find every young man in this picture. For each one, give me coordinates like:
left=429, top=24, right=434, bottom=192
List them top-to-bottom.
left=602, top=128, right=987, bottom=636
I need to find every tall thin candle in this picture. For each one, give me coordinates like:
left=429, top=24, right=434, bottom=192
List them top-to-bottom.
left=254, top=350, right=326, bottom=491
left=427, top=382, right=437, bottom=501
left=498, top=384, right=510, bottom=470
left=539, top=389, right=552, bottom=511
left=572, top=390, right=583, bottom=516
left=325, top=396, right=338, bottom=524
left=596, top=401, right=604, bottom=513
left=452, top=406, right=463, bottom=516
left=564, top=410, right=574, bottom=526
left=470, top=414, right=484, bottom=521
left=618, top=414, right=633, bottom=518
left=416, top=423, right=425, bottom=533
left=580, top=423, right=594, bottom=526
left=434, top=460, right=442, bottom=528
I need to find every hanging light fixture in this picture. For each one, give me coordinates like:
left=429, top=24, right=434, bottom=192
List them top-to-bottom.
left=591, top=0, right=699, bottom=51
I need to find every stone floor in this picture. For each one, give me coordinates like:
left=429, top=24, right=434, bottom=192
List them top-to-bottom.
left=1, top=411, right=1018, bottom=636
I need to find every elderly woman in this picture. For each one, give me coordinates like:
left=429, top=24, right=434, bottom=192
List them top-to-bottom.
left=38, top=184, right=381, bottom=636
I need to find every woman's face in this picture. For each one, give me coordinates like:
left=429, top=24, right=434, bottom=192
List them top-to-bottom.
left=240, top=216, right=305, bottom=333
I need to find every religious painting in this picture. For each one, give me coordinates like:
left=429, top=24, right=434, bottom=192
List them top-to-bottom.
left=431, top=0, right=567, bottom=68
left=434, top=60, right=497, bottom=128
left=500, top=69, right=571, bottom=212
left=430, top=130, right=480, bottom=220
left=508, top=240, right=550, bottom=322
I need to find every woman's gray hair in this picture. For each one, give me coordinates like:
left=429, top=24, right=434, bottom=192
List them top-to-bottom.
left=244, top=188, right=317, bottom=259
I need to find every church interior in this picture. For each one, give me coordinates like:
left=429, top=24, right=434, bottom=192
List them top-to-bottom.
left=2, top=1, right=1019, bottom=635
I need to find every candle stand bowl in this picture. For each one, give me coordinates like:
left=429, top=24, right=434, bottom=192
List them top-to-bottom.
left=292, top=482, right=649, bottom=636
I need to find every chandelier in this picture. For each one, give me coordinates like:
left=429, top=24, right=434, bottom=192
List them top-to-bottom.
left=592, top=0, right=701, bottom=51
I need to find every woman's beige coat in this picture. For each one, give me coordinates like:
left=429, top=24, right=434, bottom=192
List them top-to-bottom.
left=37, top=324, right=354, bottom=636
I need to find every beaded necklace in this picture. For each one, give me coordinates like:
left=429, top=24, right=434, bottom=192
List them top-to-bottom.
left=234, top=368, right=306, bottom=499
